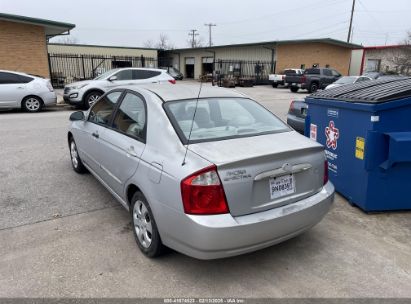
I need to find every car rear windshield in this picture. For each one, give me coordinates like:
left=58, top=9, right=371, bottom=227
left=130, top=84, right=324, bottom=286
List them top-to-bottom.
left=164, top=98, right=290, bottom=144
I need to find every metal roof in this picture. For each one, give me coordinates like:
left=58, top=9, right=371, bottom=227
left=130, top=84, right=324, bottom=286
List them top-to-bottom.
left=0, top=13, right=75, bottom=37
left=171, top=38, right=362, bottom=51
left=48, top=43, right=158, bottom=51
left=310, top=77, right=411, bottom=103
left=129, top=84, right=246, bottom=102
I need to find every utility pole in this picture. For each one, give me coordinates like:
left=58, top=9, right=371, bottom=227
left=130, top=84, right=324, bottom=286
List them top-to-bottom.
left=347, top=0, right=356, bottom=43
left=204, top=23, right=216, bottom=47
left=188, top=29, right=199, bottom=48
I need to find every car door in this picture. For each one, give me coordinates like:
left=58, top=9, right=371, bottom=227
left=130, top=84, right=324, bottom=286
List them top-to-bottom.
left=104, top=69, right=134, bottom=90
left=322, top=69, right=334, bottom=87
left=0, top=72, right=28, bottom=107
left=75, top=91, right=123, bottom=174
left=96, top=91, right=146, bottom=197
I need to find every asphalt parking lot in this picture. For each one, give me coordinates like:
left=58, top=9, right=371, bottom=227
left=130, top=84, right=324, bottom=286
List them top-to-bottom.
left=0, top=83, right=410, bottom=298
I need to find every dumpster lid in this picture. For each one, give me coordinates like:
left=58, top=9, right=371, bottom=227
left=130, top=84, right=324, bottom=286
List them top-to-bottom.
left=310, top=77, right=411, bottom=103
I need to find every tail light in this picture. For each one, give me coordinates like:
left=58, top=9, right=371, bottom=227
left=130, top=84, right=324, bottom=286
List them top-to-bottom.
left=282, top=75, right=285, bottom=80
left=301, top=75, right=307, bottom=84
left=168, top=79, right=176, bottom=84
left=46, top=80, right=54, bottom=92
left=289, top=100, right=295, bottom=112
left=324, top=160, right=329, bottom=185
left=181, top=165, right=229, bottom=215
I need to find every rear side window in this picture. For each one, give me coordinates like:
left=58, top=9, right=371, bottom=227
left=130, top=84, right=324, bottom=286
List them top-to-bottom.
left=305, top=69, right=320, bottom=75
left=323, top=69, right=332, bottom=76
left=114, top=70, right=133, bottom=80
left=132, top=70, right=161, bottom=80
left=284, top=70, right=296, bottom=75
left=0, top=72, right=21, bottom=84
left=18, top=75, right=34, bottom=83
left=88, top=91, right=123, bottom=126
left=112, top=93, right=146, bottom=141
left=164, top=98, right=289, bottom=144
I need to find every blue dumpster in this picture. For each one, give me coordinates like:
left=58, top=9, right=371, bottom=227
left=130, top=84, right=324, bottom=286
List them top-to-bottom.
left=304, top=77, right=411, bottom=212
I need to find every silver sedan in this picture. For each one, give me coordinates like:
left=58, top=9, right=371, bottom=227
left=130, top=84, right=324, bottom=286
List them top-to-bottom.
left=67, top=84, right=334, bottom=259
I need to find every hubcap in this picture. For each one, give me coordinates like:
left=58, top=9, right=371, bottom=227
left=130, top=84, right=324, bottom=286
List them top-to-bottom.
left=88, top=94, right=100, bottom=106
left=25, top=98, right=40, bottom=111
left=70, top=141, right=79, bottom=168
left=133, top=200, right=153, bottom=248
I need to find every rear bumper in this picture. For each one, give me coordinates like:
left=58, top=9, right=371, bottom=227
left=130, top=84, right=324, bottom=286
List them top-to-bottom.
left=42, top=92, right=57, bottom=106
left=287, top=113, right=306, bottom=134
left=162, top=182, right=334, bottom=259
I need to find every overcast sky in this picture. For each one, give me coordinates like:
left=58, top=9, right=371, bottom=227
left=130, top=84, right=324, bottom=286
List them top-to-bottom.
left=2, top=0, right=410, bottom=48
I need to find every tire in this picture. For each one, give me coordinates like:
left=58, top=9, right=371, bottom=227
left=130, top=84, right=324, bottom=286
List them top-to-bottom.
left=309, top=82, right=319, bottom=93
left=272, top=83, right=279, bottom=88
left=290, top=86, right=299, bottom=93
left=83, top=91, right=102, bottom=109
left=22, top=96, right=42, bottom=112
left=69, top=137, right=87, bottom=174
left=131, top=192, right=165, bottom=258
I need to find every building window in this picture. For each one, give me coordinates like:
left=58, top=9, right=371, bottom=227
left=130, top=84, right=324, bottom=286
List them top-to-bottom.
left=366, top=59, right=381, bottom=72
left=300, top=64, right=306, bottom=69
left=325, top=64, right=330, bottom=68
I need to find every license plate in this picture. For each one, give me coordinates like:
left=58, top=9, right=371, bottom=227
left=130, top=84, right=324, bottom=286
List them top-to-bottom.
left=269, top=174, right=295, bottom=199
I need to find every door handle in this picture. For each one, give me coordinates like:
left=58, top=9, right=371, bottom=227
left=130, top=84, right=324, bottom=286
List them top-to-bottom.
left=92, top=131, right=99, bottom=138
left=126, top=146, right=138, bottom=158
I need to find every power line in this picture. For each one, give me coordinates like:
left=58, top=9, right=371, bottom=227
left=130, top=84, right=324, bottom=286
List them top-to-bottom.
left=204, top=23, right=216, bottom=47
left=188, top=29, right=199, bottom=48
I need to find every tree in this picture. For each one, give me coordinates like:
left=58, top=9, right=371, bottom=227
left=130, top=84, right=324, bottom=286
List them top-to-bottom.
left=387, top=31, right=411, bottom=75
left=186, top=36, right=204, bottom=48
left=143, top=39, right=155, bottom=48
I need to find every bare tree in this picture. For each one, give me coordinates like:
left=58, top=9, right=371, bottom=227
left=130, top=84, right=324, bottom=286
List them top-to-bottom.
left=387, top=31, right=411, bottom=75
left=155, top=33, right=175, bottom=50
left=54, top=36, right=79, bottom=44
left=186, top=36, right=204, bottom=48
left=143, top=39, right=155, bottom=48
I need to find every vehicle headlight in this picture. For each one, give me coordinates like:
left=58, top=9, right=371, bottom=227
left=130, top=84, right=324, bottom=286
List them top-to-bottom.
left=71, top=83, right=89, bottom=90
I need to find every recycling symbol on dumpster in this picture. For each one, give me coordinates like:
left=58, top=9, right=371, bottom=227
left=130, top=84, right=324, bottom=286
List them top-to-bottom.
left=325, top=120, right=339, bottom=150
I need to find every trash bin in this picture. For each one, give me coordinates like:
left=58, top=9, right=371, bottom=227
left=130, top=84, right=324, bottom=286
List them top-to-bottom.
left=304, top=77, right=411, bottom=212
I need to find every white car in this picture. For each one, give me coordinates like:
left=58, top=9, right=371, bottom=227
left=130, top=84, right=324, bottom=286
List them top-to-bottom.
left=63, top=68, right=176, bottom=109
left=0, top=70, right=56, bottom=112
left=325, top=76, right=372, bottom=90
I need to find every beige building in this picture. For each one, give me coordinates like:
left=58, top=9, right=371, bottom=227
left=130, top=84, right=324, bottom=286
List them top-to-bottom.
left=0, top=13, right=74, bottom=78
left=167, top=39, right=360, bottom=81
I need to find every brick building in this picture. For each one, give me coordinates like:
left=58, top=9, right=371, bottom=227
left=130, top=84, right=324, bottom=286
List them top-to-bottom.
left=0, top=13, right=75, bottom=78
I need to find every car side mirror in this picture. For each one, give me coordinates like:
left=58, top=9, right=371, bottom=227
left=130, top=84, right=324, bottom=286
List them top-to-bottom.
left=108, top=75, right=118, bottom=82
left=69, top=111, right=85, bottom=121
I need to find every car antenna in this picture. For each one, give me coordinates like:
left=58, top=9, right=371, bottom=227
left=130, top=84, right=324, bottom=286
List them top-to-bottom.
left=182, top=78, right=204, bottom=166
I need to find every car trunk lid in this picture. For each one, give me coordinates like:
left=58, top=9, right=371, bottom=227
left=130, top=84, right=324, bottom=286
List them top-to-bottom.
left=188, top=132, right=325, bottom=216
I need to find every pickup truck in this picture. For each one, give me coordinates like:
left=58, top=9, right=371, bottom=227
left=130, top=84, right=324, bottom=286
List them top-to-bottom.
left=285, top=67, right=342, bottom=93
left=268, top=69, right=304, bottom=88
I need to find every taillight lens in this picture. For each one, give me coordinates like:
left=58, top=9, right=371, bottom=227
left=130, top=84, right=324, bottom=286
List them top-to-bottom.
left=301, top=75, right=307, bottom=83
left=168, top=79, right=176, bottom=84
left=289, top=100, right=295, bottom=111
left=324, top=160, right=329, bottom=185
left=181, top=165, right=229, bottom=215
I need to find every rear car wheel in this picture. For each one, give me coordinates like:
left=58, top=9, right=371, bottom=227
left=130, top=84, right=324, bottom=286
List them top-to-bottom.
left=272, top=83, right=278, bottom=88
left=309, top=83, right=319, bottom=93
left=290, top=86, right=299, bottom=93
left=84, top=91, right=102, bottom=109
left=22, top=96, right=42, bottom=112
left=69, top=138, right=87, bottom=174
left=131, top=192, right=165, bottom=258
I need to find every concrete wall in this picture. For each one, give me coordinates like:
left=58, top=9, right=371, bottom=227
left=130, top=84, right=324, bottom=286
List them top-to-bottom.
left=0, top=20, right=49, bottom=77
left=276, top=43, right=352, bottom=75
left=48, top=44, right=158, bottom=58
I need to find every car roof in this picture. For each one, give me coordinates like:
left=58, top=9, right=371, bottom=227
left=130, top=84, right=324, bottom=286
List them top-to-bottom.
left=0, top=70, right=41, bottom=78
left=125, top=84, right=247, bottom=102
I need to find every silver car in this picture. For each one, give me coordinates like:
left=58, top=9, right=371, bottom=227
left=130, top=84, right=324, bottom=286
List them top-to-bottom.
left=63, top=68, right=175, bottom=109
left=0, top=70, right=56, bottom=112
left=68, top=84, right=334, bottom=259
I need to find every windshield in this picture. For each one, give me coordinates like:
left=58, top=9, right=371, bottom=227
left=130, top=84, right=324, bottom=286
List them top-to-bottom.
left=94, top=69, right=120, bottom=80
left=335, top=76, right=357, bottom=84
left=164, top=98, right=290, bottom=144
